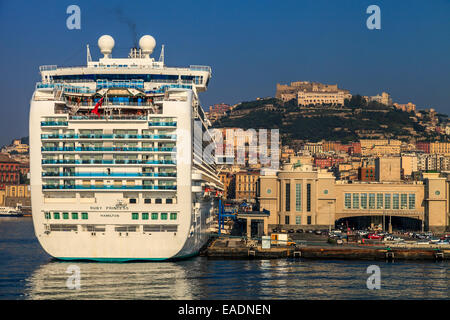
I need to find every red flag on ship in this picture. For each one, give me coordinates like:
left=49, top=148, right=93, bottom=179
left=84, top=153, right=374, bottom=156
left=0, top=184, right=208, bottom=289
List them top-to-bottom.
left=91, top=97, right=104, bottom=117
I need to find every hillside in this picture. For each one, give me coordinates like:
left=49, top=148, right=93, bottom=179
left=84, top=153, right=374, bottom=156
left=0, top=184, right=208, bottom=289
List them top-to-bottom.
left=212, top=97, right=444, bottom=144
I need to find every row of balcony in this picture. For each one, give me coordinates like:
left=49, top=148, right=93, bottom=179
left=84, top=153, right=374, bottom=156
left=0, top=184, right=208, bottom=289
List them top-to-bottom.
left=69, top=115, right=148, bottom=121
left=41, top=119, right=177, bottom=126
left=40, top=121, right=68, bottom=126
left=41, top=134, right=176, bottom=140
left=41, top=147, right=175, bottom=152
left=42, top=159, right=175, bottom=165
left=42, top=172, right=176, bottom=177
left=42, top=185, right=177, bottom=190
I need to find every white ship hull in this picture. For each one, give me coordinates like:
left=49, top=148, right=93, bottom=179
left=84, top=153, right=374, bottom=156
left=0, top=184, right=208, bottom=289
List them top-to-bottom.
left=30, top=39, right=222, bottom=261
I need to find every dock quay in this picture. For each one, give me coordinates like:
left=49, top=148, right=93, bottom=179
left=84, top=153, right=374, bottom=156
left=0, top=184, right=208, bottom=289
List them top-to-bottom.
left=201, top=237, right=450, bottom=261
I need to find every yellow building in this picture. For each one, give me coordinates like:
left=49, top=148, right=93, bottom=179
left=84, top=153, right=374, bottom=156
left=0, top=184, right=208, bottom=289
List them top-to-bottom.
left=276, top=81, right=351, bottom=105
left=297, top=91, right=351, bottom=106
left=393, top=102, right=416, bottom=113
left=360, top=139, right=401, bottom=156
left=430, top=142, right=450, bottom=155
left=375, top=157, right=401, bottom=182
left=258, top=162, right=449, bottom=232
left=234, top=170, right=260, bottom=202
left=4, top=184, right=31, bottom=208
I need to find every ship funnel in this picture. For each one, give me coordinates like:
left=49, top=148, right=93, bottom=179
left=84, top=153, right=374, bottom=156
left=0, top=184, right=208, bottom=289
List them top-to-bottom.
left=98, top=35, right=115, bottom=58
left=139, top=35, right=156, bottom=57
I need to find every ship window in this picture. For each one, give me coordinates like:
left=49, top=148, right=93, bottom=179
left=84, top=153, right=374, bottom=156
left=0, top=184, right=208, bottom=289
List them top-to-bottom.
left=129, top=198, right=137, bottom=204
left=144, top=198, right=151, bottom=204
left=155, top=198, right=162, bottom=204
left=166, top=198, right=173, bottom=204
left=53, top=212, right=60, bottom=219
left=63, top=212, right=69, bottom=220
left=72, top=212, right=78, bottom=219
left=82, top=212, right=88, bottom=220
left=151, top=212, right=158, bottom=220
left=161, top=212, right=168, bottom=220
left=170, top=212, right=177, bottom=220
left=132, top=213, right=139, bottom=220
left=142, top=213, right=149, bottom=220
left=50, top=224, right=77, bottom=232
left=115, top=225, right=137, bottom=232
left=143, top=225, right=161, bottom=232
left=162, top=225, right=178, bottom=232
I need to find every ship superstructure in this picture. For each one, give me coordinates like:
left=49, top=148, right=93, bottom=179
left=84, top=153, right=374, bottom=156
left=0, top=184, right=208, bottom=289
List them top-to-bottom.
left=29, top=35, right=222, bottom=261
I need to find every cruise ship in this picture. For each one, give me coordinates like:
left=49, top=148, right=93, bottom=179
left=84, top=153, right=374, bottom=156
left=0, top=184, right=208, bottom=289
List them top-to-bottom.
left=29, top=35, right=223, bottom=261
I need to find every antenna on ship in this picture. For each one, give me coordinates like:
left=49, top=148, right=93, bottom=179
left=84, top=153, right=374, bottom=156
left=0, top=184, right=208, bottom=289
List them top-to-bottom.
left=86, top=44, right=92, bottom=64
left=159, top=44, right=165, bottom=64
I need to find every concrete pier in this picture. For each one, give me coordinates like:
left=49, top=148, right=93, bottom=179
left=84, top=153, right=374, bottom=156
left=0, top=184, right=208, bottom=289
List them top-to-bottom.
left=201, top=238, right=450, bottom=261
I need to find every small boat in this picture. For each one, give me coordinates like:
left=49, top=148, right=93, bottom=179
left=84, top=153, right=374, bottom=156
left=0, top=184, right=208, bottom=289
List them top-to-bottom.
left=0, top=205, right=24, bottom=217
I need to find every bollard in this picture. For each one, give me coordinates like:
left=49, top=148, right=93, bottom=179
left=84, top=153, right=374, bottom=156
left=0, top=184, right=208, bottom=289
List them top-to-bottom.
left=385, top=251, right=394, bottom=262
left=435, top=251, right=444, bottom=261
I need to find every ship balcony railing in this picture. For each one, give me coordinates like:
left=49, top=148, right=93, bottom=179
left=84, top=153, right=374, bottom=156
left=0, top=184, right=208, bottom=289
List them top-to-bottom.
left=39, top=65, right=57, bottom=71
left=189, top=65, right=212, bottom=73
left=149, top=79, right=179, bottom=84
left=35, top=82, right=95, bottom=94
left=65, top=101, right=154, bottom=107
left=69, top=115, right=148, bottom=121
left=40, top=121, right=69, bottom=126
left=148, top=122, right=177, bottom=127
left=41, top=134, right=176, bottom=140
left=41, top=147, right=176, bottom=152
left=41, top=159, right=176, bottom=165
left=42, top=172, right=177, bottom=177
left=42, top=184, right=177, bottom=190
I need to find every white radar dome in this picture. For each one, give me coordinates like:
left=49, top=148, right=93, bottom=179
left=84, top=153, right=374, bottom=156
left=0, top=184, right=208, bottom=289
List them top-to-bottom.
left=98, top=35, right=115, bottom=57
left=139, top=35, right=156, bottom=55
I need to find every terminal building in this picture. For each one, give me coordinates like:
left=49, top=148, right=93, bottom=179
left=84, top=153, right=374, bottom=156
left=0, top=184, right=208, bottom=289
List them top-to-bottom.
left=258, top=161, right=448, bottom=233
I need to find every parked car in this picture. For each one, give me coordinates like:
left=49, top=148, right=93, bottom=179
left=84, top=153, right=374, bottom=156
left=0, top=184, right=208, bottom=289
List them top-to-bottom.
left=288, top=229, right=295, bottom=234
left=296, top=229, right=304, bottom=233
left=367, top=233, right=383, bottom=240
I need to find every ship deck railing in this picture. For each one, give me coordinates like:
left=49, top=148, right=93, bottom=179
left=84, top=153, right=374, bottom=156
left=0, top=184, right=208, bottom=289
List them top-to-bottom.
left=65, top=101, right=154, bottom=107
left=69, top=115, right=149, bottom=121
left=41, top=134, right=177, bottom=140
left=41, top=147, right=176, bottom=152
left=41, top=159, right=176, bottom=165
left=42, top=172, right=176, bottom=177
left=42, top=185, right=177, bottom=190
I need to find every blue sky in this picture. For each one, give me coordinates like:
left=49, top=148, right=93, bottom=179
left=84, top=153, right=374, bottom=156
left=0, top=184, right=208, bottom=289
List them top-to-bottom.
left=0, top=0, right=449, bottom=146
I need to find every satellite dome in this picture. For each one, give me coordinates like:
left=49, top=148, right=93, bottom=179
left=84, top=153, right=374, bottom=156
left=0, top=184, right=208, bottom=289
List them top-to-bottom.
left=98, top=35, right=115, bottom=57
left=139, top=35, right=156, bottom=55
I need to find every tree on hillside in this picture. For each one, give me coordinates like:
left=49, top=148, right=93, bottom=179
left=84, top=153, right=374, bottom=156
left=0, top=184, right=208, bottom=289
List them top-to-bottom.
left=345, top=95, right=367, bottom=108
